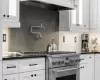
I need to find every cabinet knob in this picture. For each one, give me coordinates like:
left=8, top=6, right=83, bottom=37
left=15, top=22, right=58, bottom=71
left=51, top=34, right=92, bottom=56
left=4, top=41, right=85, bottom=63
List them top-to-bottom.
left=3, top=14, right=6, bottom=17
left=7, top=15, right=9, bottom=17
left=76, top=24, right=80, bottom=26
left=84, top=25, right=86, bottom=27
left=89, top=57, right=91, bottom=58
left=31, top=74, right=33, bottom=77
left=34, top=74, right=36, bottom=76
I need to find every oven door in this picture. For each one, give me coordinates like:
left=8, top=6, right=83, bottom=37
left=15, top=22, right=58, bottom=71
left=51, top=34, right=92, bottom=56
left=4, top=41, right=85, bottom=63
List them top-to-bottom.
left=49, top=67, right=79, bottom=80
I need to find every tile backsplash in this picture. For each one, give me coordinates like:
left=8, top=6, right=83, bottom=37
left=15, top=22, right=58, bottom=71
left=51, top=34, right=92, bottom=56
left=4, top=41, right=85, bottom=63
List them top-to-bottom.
left=9, top=3, right=59, bottom=52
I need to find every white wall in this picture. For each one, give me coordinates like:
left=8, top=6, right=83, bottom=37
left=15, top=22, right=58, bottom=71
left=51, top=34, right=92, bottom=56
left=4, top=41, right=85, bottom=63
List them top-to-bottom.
left=2, top=28, right=9, bottom=53
left=59, top=31, right=81, bottom=53
left=88, top=32, right=100, bottom=52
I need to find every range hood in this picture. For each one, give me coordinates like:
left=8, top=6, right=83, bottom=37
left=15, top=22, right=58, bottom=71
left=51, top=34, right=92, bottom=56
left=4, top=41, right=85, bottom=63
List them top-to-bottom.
left=21, top=0, right=74, bottom=11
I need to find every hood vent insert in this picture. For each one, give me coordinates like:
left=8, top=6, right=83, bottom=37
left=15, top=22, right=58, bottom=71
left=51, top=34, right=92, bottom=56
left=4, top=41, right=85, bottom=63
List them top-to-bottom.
left=21, top=1, right=73, bottom=11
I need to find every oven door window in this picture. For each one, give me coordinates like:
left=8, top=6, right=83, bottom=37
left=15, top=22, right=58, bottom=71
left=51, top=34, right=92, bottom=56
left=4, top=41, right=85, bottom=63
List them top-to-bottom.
left=56, top=74, right=76, bottom=80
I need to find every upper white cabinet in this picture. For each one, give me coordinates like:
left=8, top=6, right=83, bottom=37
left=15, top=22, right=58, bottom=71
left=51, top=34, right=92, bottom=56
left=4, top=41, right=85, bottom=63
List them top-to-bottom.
left=1, top=0, right=20, bottom=28
left=59, top=0, right=89, bottom=32
left=71, top=0, right=89, bottom=30
left=89, top=0, right=100, bottom=31
left=90, top=0, right=98, bottom=29
left=0, top=25, right=2, bottom=60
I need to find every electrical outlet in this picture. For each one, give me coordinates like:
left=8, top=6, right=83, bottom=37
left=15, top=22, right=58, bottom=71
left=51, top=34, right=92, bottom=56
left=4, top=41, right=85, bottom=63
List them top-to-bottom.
left=3, top=34, right=6, bottom=42
left=63, top=36, right=65, bottom=42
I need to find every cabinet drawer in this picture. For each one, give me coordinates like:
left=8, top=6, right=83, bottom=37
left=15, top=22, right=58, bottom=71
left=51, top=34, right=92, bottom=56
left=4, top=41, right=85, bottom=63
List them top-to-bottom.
left=80, top=54, right=94, bottom=64
left=19, top=58, right=45, bottom=72
left=3, top=60, right=18, bottom=75
left=19, top=70, right=45, bottom=80
left=3, top=74, right=18, bottom=80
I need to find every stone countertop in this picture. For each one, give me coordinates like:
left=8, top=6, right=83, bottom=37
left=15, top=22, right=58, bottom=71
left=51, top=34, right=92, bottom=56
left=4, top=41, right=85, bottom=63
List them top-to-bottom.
left=81, top=52, right=100, bottom=55
left=2, top=55, right=46, bottom=60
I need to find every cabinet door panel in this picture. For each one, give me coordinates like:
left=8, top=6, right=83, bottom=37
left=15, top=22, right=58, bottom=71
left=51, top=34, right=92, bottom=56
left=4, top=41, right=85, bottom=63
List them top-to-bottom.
left=1, top=0, right=7, bottom=20
left=7, top=0, right=19, bottom=21
left=82, top=0, right=89, bottom=28
left=90, top=0, right=98, bottom=29
left=97, top=0, right=100, bottom=30
left=95, top=55, right=100, bottom=80
left=0, top=61, right=2, bottom=80
left=80, top=64, right=87, bottom=80
left=19, top=72, right=31, bottom=80
left=3, top=74, right=18, bottom=80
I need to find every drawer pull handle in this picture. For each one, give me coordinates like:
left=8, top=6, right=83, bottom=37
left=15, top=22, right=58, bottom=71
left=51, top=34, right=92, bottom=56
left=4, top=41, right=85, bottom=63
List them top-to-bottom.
left=29, top=64, right=37, bottom=66
left=7, top=66, right=16, bottom=69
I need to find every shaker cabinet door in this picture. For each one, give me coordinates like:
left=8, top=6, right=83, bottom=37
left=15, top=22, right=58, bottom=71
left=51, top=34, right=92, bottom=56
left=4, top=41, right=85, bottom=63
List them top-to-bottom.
left=6, top=0, right=20, bottom=22
left=3, top=74, right=18, bottom=80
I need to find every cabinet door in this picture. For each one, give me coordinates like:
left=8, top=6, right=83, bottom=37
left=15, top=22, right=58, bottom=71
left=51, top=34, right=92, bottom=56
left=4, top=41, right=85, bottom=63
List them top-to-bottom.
left=1, top=0, right=7, bottom=20
left=6, top=0, right=19, bottom=22
left=71, top=0, right=89, bottom=29
left=82, top=0, right=89, bottom=28
left=90, top=0, right=98, bottom=29
left=97, top=0, right=100, bottom=30
left=59, top=10, right=71, bottom=31
left=0, top=24, right=2, bottom=60
left=95, top=54, right=100, bottom=80
left=0, top=61, right=2, bottom=80
left=80, top=64, right=87, bottom=80
left=19, top=70, right=45, bottom=80
left=33, top=70, right=45, bottom=80
left=19, top=72, right=31, bottom=80
left=3, top=74, right=18, bottom=80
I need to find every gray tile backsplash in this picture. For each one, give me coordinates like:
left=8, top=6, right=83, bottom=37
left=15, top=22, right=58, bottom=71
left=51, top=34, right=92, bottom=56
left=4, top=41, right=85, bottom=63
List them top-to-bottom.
left=9, top=2, right=59, bottom=52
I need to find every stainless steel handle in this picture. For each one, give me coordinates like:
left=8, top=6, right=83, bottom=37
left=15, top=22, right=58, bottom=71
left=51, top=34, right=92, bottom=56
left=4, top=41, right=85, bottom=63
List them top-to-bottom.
left=29, top=64, right=37, bottom=66
left=7, top=66, right=16, bottom=69
left=54, top=68, right=80, bottom=73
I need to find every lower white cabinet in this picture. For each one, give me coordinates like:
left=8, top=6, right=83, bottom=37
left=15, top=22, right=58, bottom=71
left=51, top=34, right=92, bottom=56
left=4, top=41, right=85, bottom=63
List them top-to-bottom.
left=80, top=54, right=94, bottom=80
left=95, top=54, right=100, bottom=80
left=2, top=58, right=45, bottom=80
left=0, top=61, right=2, bottom=80
left=80, top=63, right=87, bottom=80
left=19, top=70, right=45, bottom=80
left=3, top=74, right=18, bottom=80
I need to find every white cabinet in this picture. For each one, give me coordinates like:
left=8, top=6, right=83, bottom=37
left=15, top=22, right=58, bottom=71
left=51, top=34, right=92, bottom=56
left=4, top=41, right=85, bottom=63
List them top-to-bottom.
left=1, top=0, right=20, bottom=28
left=59, top=0, right=89, bottom=32
left=71, top=0, right=89, bottom=32
left=89, top=0, right=100, bottom=31
left=90, top=0, right=98, bottom=29
left=0, top=24, right=2, bottom=60
left=80, top=54, right=94, bottom=80
left=95, top=54, right=100, bottom=80
left=19, top=58, right=45, bottom=72
left=3, top=60, right=18, bottom=75
left=0, top=61, right=2, bottom=80
left=80, top=63, right=87, bottom=80
left=19, top=70, right=45, bottom=80
left=3, top=74, right=18, bottom=80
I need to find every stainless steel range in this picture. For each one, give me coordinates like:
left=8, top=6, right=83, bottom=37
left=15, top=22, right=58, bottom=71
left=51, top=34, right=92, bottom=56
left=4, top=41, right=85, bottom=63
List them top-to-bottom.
left=46, top=52, right=80, bottom=80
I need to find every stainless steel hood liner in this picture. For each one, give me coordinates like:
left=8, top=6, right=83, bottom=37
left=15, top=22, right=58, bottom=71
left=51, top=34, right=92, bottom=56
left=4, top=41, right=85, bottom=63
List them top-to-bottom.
left=22, top=0, right=73, bottom=11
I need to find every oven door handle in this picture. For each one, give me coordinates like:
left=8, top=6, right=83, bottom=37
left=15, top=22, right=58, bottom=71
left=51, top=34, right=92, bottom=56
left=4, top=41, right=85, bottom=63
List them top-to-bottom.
left=53, top=68, right=80, bottom=73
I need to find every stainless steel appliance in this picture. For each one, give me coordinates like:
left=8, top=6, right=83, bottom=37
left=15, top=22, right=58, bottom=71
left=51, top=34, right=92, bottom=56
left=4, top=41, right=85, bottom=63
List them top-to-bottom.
left=81, top=34, right=89, bottom=52
left=46, top=52, right=80, bottom=80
